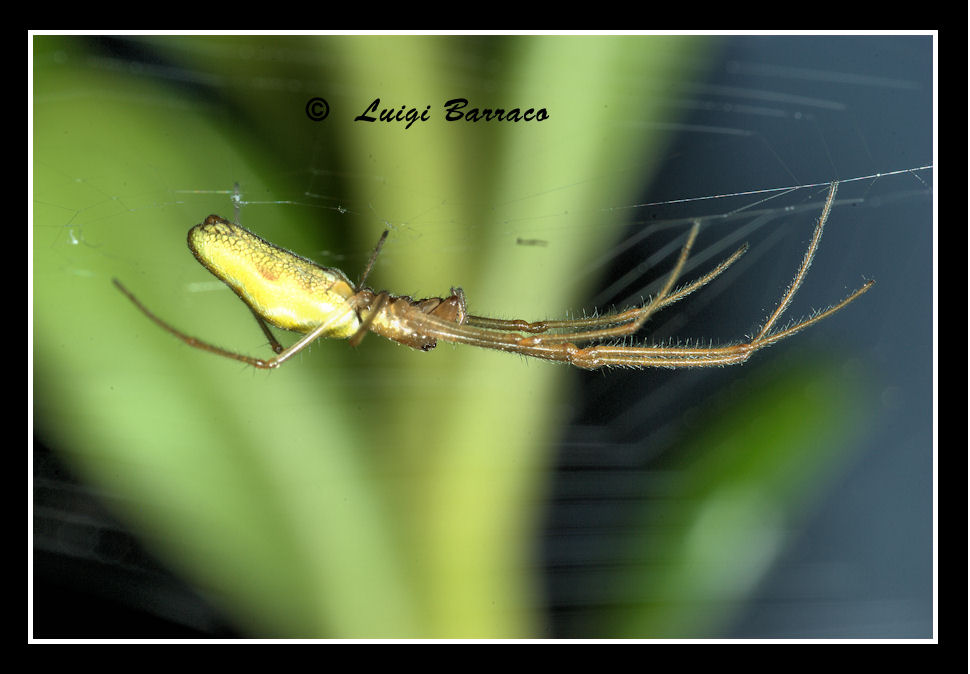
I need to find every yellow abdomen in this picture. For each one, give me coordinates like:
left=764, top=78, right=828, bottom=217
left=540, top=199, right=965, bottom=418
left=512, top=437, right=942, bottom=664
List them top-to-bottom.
left=187, top=216, right=361, bottom=338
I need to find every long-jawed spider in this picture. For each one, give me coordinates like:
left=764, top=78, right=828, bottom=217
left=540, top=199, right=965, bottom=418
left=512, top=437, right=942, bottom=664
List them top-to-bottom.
left=114, top=181, right=872, bottom=370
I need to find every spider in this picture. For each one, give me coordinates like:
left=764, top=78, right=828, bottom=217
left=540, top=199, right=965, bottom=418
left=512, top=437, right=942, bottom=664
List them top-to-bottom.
left=113, top=181, right=872, bottom=370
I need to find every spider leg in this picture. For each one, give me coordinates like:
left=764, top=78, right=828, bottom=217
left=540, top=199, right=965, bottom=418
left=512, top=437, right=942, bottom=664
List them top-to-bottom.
left=399, top=180, right=872, bottom=369
left=489, top=181, right=844, bottom=351
left=753, top=181, right=838, bottom=341
left=510, top=221, right=701, bottom=346
left=357, top=229, right=390, bottom=290
left=464, top=239, right=748, bottom=336
left=651, top=241, right=749, bottom=313
left=401, top=276, right=871, bottom=369
left=114, top=278, right=361, bottom=369
left=114, top=278, right=277, bottom=368
left=557, top=280, right=873, bottom=368
left=348, top=291, right=388, bottom=347
left=389, top=305, right=709, bottom=367
left=249, top=307, right=284, bottom=354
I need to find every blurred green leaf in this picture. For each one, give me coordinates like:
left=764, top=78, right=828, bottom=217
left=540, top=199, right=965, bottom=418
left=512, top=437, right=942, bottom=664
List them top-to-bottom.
left=34, top=35, right=704, bottom=637
left=605, top=359, right=869, bottom=638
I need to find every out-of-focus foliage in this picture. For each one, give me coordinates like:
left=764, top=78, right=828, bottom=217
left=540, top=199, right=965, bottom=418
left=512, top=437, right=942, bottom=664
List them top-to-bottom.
left=34, top=35, right=711, bottom=636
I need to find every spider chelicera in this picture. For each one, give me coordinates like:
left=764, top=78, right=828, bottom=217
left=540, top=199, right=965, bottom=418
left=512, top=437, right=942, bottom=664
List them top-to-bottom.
left=113, top=181, right=872, bottom=370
